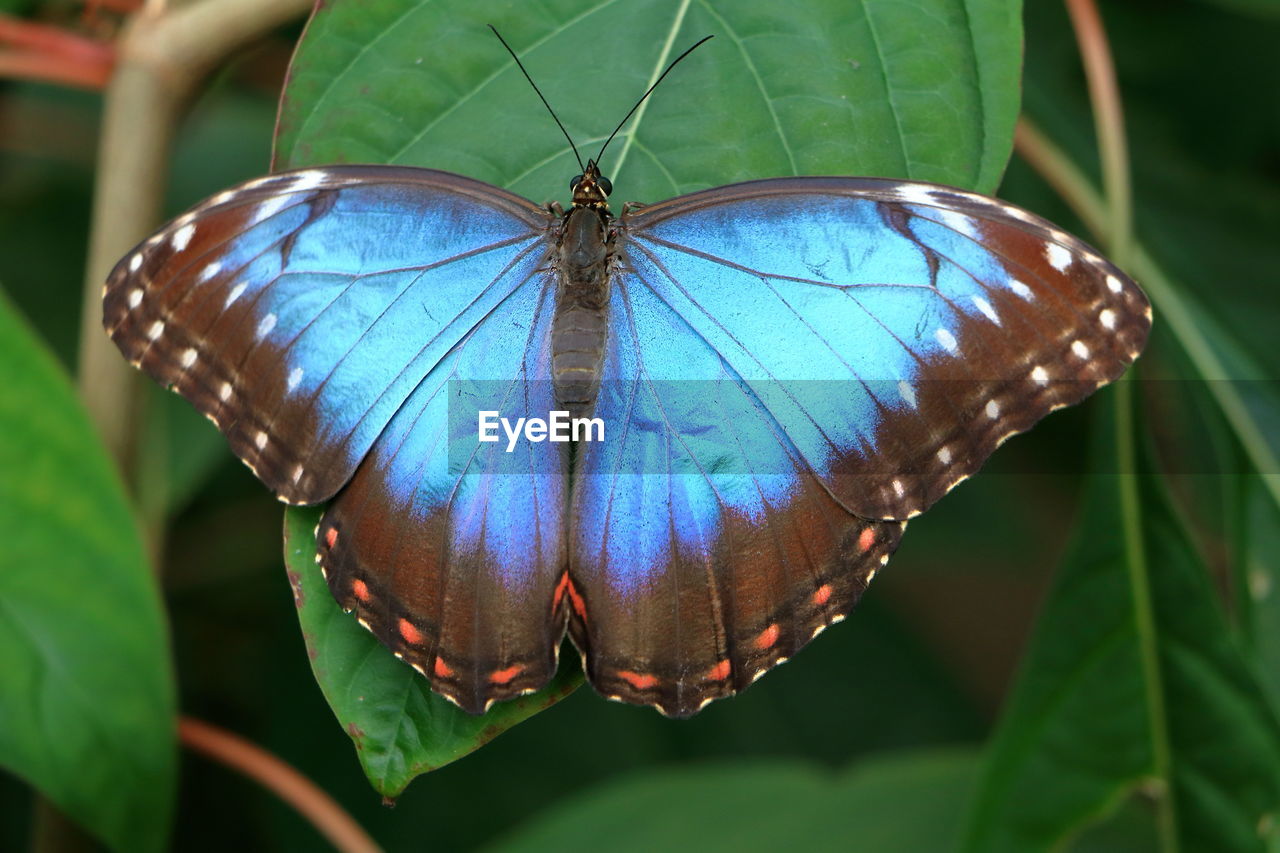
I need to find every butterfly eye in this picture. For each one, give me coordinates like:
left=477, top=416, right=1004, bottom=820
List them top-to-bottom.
left=569, top=175, right=583, bottom=191
left=597, top=176, right=613, bottom=196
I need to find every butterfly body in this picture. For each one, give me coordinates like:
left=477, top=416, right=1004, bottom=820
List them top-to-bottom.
left=104, top=163, right=1150, bottom=717
left=551, top=201, right=612, bottom=419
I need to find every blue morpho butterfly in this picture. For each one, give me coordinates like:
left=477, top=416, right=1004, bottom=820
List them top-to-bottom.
left=103, top=34, right=1150, bottom=717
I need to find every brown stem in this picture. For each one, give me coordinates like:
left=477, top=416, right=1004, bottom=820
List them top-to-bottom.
left=76, top=0, right=314, bottom=479
left=1063, top=0, right=1132, bottom=262
left=0, top=51, right=113, bottom=89
left=179, top=717, right=383, bottom=853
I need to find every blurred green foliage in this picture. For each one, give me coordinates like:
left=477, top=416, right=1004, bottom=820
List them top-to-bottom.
left=0, top=0, right=1278, bottom=851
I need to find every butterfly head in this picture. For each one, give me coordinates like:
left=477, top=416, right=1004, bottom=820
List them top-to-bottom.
left=570, top=160, right=612, bottom=210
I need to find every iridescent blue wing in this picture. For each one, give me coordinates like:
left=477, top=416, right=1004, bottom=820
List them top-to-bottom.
left=103, top=166, right=555, bottom=504
left=104, top=167, right=570, bottom=710
left=567, top=177, right=1150, bottom=715
left=315, top=272, right=569, bottom=711
left=568, top=275, right=906, bottom=716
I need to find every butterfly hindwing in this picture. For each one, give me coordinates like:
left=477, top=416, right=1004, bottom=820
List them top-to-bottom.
left=103, top=166, right=554, bottom=504
left=620, top=177, right=1151, bottom=521
left=567, top=266, right=904, bottom=717
left=317, top=269, right=569, bottom=713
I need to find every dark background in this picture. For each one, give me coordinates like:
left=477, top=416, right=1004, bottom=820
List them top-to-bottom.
left=1, top=0, right=1276, bottom=849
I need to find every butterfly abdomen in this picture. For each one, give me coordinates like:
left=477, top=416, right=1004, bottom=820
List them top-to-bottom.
left=552, top=206, right=612, bottom=419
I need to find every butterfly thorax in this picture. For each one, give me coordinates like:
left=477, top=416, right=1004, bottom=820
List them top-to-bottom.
left=551, top=200, right=612, bottom=420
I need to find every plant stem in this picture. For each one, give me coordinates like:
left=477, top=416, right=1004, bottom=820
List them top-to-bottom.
left=1064, top=0, right=1131, bottom=263
left=180, top=717, right=383, bottom=853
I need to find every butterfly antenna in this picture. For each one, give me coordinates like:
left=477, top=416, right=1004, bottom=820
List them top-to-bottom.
left=489, top=25, right=585, bottom=172
left=594, top=35, right=714, bottom=168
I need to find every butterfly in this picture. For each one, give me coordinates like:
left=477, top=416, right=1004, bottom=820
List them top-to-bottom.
left=102, top=45, right=1150, bottom=718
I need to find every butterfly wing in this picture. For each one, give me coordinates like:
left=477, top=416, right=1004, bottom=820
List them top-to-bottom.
left=103, top=166, right=556, bottom=504
left=104, top=166, right=571, bottom=710
left=565, top=177, right=1149, bottom=715
left=617, top=177, right=1151, bottom=520
left=316, top=270, right=569, bottom=712
left=568, top=275, right=905, bottom=716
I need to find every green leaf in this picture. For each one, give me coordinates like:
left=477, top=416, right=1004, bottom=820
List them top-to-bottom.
left=275, top=0, right=1024, bottom=791
left=276, top=0, right=1022, bottom=194
left=1191, top=0, right=1280, bottom=20
left=0, top=291, right=175, bottom=852
left=961, top=387, right=1280, bottom=851
left=1237, top=471, right=1280, bottom=720
left=284, top=507, right=581, bottom=797
left=485, top=748, right=980, bottom=852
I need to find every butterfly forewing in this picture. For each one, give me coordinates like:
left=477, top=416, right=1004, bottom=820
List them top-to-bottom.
left=103, top=166, right=554, bottom=504
left=619, top=177, right=1151, bottom=521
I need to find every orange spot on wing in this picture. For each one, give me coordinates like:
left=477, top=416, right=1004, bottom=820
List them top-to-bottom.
left=324, top=527, right=338, bottom=548
left=858, top=527, right=875, bottom=552
left=553, top=572, right=588, bottom=621
left=565, top=577, right=587, bottom=621
left=351, top=579, right=370, bottom=603
left=813, top=584, right=833, bottom=606
left=397, top=618, right=423, bottom=645
left=754, top=623, right=781, bottom=650
left=433, top=657, right=454, bottom=678
left=706, top=659, right=731, bottom=681
left=489, top=665, right=522, bottom=685
left=618, top=670, right=659, bottom=690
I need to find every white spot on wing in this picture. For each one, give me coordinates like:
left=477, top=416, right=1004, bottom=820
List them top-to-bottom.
left=289, top=170, right=327, bottom=192
left=894, top=184, right=939, bottom=206
left=252, top=195, right=292, bottom=224
left=937, top=209, right=979, bottom=239
left=171, top=223, right=195, bottom=251
left=1046, top=243, right=1072, bottom=272
left=128, top=253, right=143, bottom=273
left=198, top=261, right=222, bottom=283
left=1107, top=275, right=1122, bottom=294
left=1009, top=279, right=1033, bottom=299
left=224, top=282, right=248, bottom=309
left=128, top=289, right=143, bottom=309
left=971, top=295, right=1000, bottom=324
left=1100, top=308, right=1117, bottom=330
left=256, top=313, right=277, bottom=338
left=147, top=320, right=164, bottom=340
left=935, top=328, right=958, bottom=353
left=1071, top=340, right=1090, bottom=359
left=180, top=348, right=197, bottom=368
left=1031, top=365, right=1049, bottom=385
left=287, top=366, right=304, bottom=391
left=897, top=380, right=917, bottom=409
left=219, top=382, right=232, bottom=402
left=986, top=399, right=1000, bottom=419
left=255, top=430, right=268, bottom=450
left=937, top=446, right=952, bottom=464
left=292, top=464, right=304, bottom=484
left=892, top=478, right=905, bottom=498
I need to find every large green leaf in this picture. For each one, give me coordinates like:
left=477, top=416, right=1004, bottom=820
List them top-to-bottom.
left=275, top=0, right=1023, bottom=792
left=276, top=0, right=1021, bottom=194
left=0, top=292, right=175, bottom=852
left=961, top=388, right=1280, bottom=851
left=284, top=507, right=581, bottom=796
left=485, top=748, right=980, bottom=852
